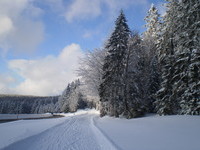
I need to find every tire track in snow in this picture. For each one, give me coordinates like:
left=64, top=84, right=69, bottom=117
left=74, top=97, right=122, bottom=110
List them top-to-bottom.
left=2, top=114, right=117, bottom=150
left=2, top=117, right=75, bottom=150
left=91, top=117, right=121, bottom=150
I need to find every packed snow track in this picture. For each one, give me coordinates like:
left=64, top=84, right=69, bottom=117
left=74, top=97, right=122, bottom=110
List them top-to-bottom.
left=1, top=110, right=200, bottom=150
left=1, top=113, right=117, bottom=150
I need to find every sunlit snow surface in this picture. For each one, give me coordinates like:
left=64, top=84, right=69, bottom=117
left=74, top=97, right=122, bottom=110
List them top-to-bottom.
left=0, top=109, right=200, bottom=150
left=95, top=114, right=200, bottom=150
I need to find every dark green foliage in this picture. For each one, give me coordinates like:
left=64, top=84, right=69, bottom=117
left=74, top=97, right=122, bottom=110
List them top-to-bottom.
left=99, top=10, right=130, bottom=117
left=124, top=33, right=148, bottom=117
left=180, top=50, right=200, bottom=114
left=155, top=55, right=177, bottom=115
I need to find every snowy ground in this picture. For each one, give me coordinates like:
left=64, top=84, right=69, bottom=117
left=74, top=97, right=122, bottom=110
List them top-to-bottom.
left=0, top=109, right=200, bottom=150
left=95, top=114, right=200, bottom=150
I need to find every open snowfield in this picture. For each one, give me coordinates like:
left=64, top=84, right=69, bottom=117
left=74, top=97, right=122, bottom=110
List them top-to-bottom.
left=0, top=109, right=200, bottom=150
left=95, top=114, right=200, bottom=150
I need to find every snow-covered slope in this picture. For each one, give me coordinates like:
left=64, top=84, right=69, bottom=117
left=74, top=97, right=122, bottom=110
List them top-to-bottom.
left=0, top=110, right=200, bottom=150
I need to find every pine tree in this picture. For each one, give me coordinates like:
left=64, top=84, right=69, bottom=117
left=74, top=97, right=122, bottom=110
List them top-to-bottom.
left=155, top=0, right=179, bottom=115
left=155, top=0, right=200, bottom=115
left=174, top=0, right=200, bottom=114
left=143, top=4, right=161, bottom=112
left=143, top=4, right=161, bottom=46
left=99, top=10, right=130, bottom=117
left=125, top=32, right=147, bottom=118
left=180, top=49, right=200, bottom=114
left=155, top=55, right=177, bottom=115
left=58, top=79, right=85, bottom=113
left=59, top=84, right=71, bottom=112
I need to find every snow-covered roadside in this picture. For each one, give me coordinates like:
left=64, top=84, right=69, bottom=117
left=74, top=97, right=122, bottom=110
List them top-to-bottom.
left=0, top=109, right=97, bottom=150
left=0, top=109, right=93, bottom=120
left=1, top=109, right=200, bottom=150
left=1, top=110, right=109, bottom=150
left=0, top=114, right=53, bottom=120
left=94, top=115, right=200, bottom=150
left=0, top=117, right=66, bottom=149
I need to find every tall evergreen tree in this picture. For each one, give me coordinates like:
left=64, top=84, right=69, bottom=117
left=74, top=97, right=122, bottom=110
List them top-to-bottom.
left=155, top=0, right=179, bottom=115
left=155, top=0, right=200, bottom=115
left=173, top=0, right=200, bottom=114
left=143, top=4, right=161, bottom=112
left=143, top=4, right=161, bottom=45
left=99, top=10, right=130, bottom=117
left=125, top=32, right=147, bottom=118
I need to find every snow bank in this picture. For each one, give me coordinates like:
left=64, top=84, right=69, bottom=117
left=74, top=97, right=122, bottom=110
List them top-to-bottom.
left=60, top=108, right=100, bottom=117
left=0, top=109, right=99, bottom=120
left=0, top=114, right=53, bottom=120
left=95, top=115, right=200, bottom=150
left=0, top=117, right=66, bottom=149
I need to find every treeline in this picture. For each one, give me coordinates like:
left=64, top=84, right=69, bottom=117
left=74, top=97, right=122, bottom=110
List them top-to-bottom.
left=0, top=1, right=199, bottom=117
left=78, top=1, right=200, bottom=118
left=57, top=79, right=94, bottom=113
left=0, top=80, right=92, bottom=114
left=0, top=95, right=58, bottom=114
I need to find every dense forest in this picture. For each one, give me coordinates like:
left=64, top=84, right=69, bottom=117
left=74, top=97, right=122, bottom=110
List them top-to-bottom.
left=0, top=0, right=199, bottom=117
left=78, top=0, right=200, bottom=118
left=0, top=80, right=92, bottom=114
left=0, top=95, right=58, bottom=114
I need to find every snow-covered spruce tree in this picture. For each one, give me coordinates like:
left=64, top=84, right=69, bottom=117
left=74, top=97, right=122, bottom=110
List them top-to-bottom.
left=154, top=0, right=179, bottom=115
left=155, top=0, right=200, bottom=115
left=173, top=0, right=200, bottom=115
left=142, top=4, right=161, bottom=112
left=143, top=4, right=161, bottom=46
left=99, top=10, right=131, bottom=117
left=124, top=32, right=148, bottom=118
left=180, top=50, right=200, bottom=114
left=155, top=55, right=177, bottom=115
left=58, top=79, right=87, bottom=113
left=67, top=80, right=82, bottom=112
left=59, top=84, right=71, bottom=112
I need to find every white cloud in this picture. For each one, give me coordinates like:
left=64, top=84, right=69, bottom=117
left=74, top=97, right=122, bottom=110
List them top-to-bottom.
left=0, top=0, right=44, bottom=54
left=65, top=0, right=148, bottom=23
left=65, top=0, right=102, bottom=22
left=0, top=16, right=14, bottom=36
left=10, top=18, right=44, bottom=53
left=6, top=43, right=83, bottom=96
left=0, top=74, right=17, bottom=94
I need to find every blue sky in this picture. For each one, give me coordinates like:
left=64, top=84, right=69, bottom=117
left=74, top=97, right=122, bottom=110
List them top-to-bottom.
left=0, top=0, right=165, bottom=96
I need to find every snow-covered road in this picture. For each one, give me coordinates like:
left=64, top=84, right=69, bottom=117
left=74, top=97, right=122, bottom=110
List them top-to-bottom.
left=1, top=110, right=200, bottom=150
left=2, top=113, right=116, bottom=150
